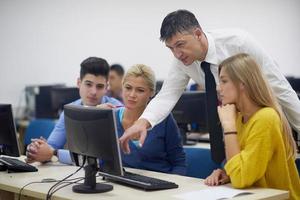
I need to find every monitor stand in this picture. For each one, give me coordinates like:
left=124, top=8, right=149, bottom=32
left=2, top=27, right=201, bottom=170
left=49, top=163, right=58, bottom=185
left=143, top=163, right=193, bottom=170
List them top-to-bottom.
left=179, top=127, right=197, bottom=146
left=187, top=132, right=210, bottom=143
left=184, top=140, right=197, bottom=146
left=72, top=158, right=113, bottom=193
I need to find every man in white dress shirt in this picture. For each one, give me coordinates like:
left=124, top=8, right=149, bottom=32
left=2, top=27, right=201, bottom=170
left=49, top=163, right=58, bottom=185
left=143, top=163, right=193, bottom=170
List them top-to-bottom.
left=119, top=9, right=300, bottom=153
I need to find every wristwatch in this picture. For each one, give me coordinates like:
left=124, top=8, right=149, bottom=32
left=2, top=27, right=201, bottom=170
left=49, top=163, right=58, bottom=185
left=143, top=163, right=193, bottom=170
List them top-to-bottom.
left=51, top=149, right=58, bottom=162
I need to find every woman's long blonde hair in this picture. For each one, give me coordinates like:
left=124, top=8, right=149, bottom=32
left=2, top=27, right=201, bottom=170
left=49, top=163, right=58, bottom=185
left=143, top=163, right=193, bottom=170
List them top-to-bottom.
left=219, top=53, right=297, bottom=159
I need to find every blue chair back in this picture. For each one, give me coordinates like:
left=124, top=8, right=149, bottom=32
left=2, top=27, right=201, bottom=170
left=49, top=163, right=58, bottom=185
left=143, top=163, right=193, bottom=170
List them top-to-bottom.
left=24, top=119, right=55, bottom=146
left=184, top=147, right=220, bottom=179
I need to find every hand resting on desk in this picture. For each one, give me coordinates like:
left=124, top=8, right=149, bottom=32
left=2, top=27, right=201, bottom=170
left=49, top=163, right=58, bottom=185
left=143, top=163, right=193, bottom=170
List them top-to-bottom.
left=26, top=137, right=55, bottom=163
left=204, top=168, right=230, bottom=186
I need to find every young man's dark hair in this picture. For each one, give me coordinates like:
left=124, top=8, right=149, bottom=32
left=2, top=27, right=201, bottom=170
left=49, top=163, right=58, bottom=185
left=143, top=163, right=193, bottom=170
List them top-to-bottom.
left=160, top=9, right=201, bottom=42
left=80, top=57, right=109, bottom=80
left=110, top=64, right=125, bottom=77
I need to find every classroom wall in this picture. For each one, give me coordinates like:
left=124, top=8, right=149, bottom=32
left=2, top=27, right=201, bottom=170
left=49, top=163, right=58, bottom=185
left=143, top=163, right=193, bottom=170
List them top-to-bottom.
left=0, top=0, right=299, bottom=117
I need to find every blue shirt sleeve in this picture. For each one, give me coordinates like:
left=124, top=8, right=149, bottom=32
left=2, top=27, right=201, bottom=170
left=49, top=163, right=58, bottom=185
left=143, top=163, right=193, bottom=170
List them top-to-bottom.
left=101, top=96, right=123, bottom=107
left=47, top=112, right=67, bottom=150
left=47, top=112, right=73, bottom=164
left=57, top=149, right=73, bottom=164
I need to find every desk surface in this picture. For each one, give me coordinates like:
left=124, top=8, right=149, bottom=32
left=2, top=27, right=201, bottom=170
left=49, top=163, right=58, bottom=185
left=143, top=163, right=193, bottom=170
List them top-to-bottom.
left=0, top=160, right=289, bottom=200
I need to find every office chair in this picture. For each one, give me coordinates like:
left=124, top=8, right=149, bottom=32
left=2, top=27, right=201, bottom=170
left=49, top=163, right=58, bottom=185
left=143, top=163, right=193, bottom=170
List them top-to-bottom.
left=24, top=119, right=55, bottom=151
left=184, top=147, right=220, bottom=179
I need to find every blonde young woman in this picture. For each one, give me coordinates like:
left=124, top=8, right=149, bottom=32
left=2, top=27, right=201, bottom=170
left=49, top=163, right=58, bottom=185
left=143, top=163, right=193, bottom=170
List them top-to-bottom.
left=204, top=53, right=300, bottom=200
left=116, top=64, right=186, bottom=175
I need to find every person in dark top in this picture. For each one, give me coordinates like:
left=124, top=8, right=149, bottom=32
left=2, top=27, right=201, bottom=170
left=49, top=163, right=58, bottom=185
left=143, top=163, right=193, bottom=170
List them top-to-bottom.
left=116, top=64, right=186, bottom=175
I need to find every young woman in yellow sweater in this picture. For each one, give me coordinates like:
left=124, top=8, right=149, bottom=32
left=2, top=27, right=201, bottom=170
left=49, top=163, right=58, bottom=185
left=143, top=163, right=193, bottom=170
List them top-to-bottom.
left=204, top=53, right=300, bottom=200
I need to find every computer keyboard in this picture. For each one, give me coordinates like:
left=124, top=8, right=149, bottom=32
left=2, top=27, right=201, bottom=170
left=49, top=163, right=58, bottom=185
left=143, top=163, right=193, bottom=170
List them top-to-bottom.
left=0, top=157, right=38, bottom=172
left=99, top=171, right=178, bottom=191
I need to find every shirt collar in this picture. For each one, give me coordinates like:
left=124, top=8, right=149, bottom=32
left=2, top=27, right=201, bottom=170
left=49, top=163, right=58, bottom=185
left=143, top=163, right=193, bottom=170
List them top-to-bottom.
left=203, top=31, right=218, bottom=65
left=78, top=97, right=104, bottom=106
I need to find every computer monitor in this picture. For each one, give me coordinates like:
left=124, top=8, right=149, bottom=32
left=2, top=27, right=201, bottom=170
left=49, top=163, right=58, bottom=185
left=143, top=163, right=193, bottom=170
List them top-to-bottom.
left=288, top=77, right=300, bottom=93
left=155, top=80, right=164, bottom=94
left=25, top=84, right=65, bottom=119
left=51, top=87, right=80, bottom=118
left=172, top=91, right=208, bottom=145
left=0, top=104, right=20, bottom=157
left=64, top=105, right=122, bottom=193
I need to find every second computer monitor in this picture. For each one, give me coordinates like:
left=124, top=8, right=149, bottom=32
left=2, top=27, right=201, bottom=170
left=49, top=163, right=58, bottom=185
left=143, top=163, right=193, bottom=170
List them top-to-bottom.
left=33, top=84, right=66, bottom=118
left=51, top=87, right=80, bottom=118
left=172, top=91, right=208, bottom=132
left=0, top=104, right=20, bottom=157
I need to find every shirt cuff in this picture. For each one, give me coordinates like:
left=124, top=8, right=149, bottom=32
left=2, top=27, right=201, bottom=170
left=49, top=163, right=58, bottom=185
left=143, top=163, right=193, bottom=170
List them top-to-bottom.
left=139, top=113, right=158, bottom=129
left=57, top=149, right=73, bottom=165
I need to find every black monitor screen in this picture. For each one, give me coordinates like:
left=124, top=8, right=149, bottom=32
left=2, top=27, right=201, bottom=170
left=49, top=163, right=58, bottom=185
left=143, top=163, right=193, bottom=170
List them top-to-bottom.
left=288, top=77, right=300, bottom=93
left=155, top=80, right=164, bottom=94
left=35, top=84, right=65, bottom=118
left=51, top=87, right=80, bottom=118
left=172, top=91, right=208, bottom=132
left=0, top=104, right=20, bottom=157
left=64, top=105, right=123, bottom=176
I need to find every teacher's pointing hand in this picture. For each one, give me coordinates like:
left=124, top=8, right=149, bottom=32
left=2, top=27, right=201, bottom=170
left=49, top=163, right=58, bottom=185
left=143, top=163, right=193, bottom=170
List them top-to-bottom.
left=119, top=118, right=151, bottom=154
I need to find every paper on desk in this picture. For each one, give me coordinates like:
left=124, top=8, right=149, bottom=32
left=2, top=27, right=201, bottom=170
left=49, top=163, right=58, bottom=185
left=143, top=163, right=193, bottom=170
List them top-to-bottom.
left=173, top=186, right=252, bottom=200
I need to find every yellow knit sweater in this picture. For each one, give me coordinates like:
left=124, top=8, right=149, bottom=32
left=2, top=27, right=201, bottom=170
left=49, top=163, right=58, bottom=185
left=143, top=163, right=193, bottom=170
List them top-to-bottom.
left=224, top=107, right=300, bottom=200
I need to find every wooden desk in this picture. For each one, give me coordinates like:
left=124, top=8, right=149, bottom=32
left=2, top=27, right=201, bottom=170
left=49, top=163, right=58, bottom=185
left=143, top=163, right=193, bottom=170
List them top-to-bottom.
left=0, top=161, right=288, bottom=200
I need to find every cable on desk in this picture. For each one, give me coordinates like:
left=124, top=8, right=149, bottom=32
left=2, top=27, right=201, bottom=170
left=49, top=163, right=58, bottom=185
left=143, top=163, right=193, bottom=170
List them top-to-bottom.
left=46, top=156, right=86, bottom=200
left=46, top=166, right=84, bottom=199
left=46, top=167, right=110, bottom=199
left=46, top=171, right=109, bottom=199
left=50, top=173, right=108, bottom=197
left=49, top=176, right=88, bottom=197
left=17, top=177, right=86, bottom=200
left=47, top=177, right=85, bottom=199
left=18, top=181, right=43, bottom=200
